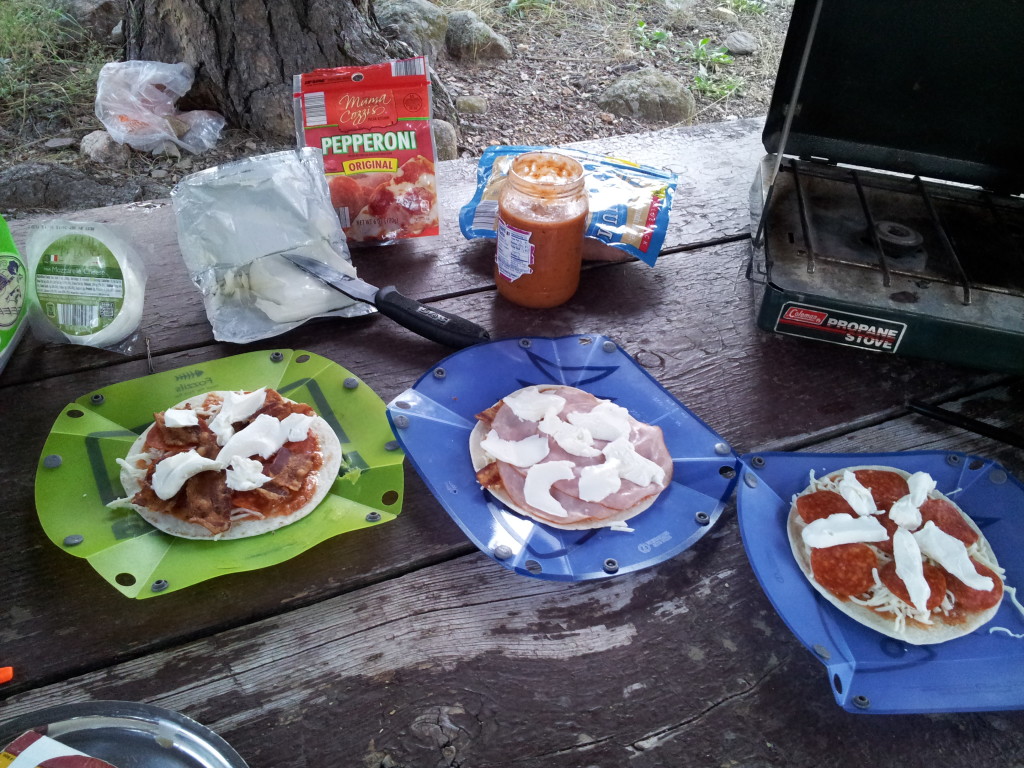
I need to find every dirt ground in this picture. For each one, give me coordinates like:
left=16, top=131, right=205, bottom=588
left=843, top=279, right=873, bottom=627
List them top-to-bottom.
left=0, top=0, right=793, bottom=215
left=434, top=0, right=792, bottom=151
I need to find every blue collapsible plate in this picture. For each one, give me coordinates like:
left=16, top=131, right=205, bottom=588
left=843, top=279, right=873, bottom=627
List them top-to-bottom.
left=387, top=334, right=739, bottom=581
left=737, top=450, right=1024, bottom=714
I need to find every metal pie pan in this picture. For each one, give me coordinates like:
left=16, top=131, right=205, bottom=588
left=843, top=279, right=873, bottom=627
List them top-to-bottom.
left=0, top=701, right=248, bottom=768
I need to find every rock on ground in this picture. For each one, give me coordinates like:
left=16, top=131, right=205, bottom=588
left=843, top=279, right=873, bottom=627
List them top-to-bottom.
left=66, top=0, right=127, bottom=40
left=376, top=0, right=449, bottom=61
left=446, top=11, right=513, bottom=60
left=725, top=30, right=758, bottom=56
left=598, top=69, right=697, bottom=124
left=455, top=95, right=488, bottom=115
left=431, top=119, right=458, bottom=161
left=80, top=130, right=131, bottom=166
left=0, top=163, right=141, bottom=212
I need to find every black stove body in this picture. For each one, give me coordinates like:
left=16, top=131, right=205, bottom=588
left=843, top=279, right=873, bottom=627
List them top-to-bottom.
left=749, top=0, right=1024, bottom=373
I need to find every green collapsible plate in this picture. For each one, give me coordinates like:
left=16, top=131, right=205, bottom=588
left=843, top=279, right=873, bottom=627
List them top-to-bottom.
left=35, top=350, right=404, bottom=598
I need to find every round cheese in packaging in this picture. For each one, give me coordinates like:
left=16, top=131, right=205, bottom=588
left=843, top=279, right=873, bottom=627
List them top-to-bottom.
left=27, top=220, right=146, bottom=349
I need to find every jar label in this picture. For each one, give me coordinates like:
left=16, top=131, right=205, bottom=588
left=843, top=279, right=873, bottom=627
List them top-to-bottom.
left=496, top=216, right=535, bottom=281
left=34, top=234, right=125, bottom=337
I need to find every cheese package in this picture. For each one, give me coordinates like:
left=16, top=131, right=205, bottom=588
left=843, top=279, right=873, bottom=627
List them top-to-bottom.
left=293, top=57, right=439, bottom=245
left=25, top=220, right=147, bottom=353
left=1, top=731, right=118, bottom=768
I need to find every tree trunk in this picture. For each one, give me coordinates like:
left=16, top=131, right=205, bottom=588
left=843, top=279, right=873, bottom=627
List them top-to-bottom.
left=125, top=0, right=457, bottom=140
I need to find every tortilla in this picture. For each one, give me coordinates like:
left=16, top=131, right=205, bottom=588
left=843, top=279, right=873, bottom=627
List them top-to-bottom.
left=470, top=385, right=673, bottom=530
left=111, top=389, right=342, bottom=540
left=788, top=465, right=1004, bottom=645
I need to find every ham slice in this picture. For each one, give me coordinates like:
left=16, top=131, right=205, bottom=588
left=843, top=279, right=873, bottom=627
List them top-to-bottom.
left=474, top=385, right=673, bottom=527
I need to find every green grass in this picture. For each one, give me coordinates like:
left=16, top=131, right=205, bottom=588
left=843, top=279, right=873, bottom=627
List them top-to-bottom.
left=0, top=0, right=117, bottom=140
left=504, top=0, right=554, bottom=18
left=727, top=0, right=766, bottom=15
left=633, top=19, right=672, bottom=51
left=684, top=37, right=735, bottom=69
left=693, top=70, right=744, bottom=99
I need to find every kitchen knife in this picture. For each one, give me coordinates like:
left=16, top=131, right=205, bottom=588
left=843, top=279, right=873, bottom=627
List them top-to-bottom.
left=282, top=253, right=491, bottom=348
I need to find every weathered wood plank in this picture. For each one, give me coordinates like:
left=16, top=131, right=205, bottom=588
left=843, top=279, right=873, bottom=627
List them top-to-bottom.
left=1, top=118, right=768, bottom=386
left=2, top=240, right=1015, bottom=694
left=2, top=392, right=1022, bottom=767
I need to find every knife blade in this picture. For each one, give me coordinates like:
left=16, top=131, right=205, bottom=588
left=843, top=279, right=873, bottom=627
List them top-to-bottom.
left=282, top=253, right=491, bottom=348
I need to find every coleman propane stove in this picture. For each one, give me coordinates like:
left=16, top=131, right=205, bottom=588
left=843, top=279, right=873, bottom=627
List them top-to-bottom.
left=749, top=0, right=1024, bottom=374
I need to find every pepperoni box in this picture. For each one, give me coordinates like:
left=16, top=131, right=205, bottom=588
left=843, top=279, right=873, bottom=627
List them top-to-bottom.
left=293, top=57, right=439, bottom=245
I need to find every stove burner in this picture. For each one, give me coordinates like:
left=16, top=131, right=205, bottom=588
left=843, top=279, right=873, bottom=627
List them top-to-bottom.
left=748, top=156, right=1024, bottom=374
left=873, top=221, right=924, bottom=253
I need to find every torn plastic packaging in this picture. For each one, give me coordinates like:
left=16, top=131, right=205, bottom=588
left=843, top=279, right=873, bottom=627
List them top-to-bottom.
left=171, top=148, right=375, bottom=344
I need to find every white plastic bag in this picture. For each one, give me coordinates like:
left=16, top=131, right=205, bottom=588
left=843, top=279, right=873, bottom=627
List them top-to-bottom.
left=95, top=61, right=225, bottom=154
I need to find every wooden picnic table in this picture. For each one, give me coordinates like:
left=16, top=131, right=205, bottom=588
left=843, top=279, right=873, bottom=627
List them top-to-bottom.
left=2, top=117, right=1023, bottom=767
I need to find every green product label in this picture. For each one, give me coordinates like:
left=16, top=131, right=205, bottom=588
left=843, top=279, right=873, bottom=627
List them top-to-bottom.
left=35, top=234, right=124, bottom=337
left=0, top=251, right=27, bottom=348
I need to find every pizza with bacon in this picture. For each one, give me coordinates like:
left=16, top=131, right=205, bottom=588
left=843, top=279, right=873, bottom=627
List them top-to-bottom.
left=470, top=385, right=673, bottom=530
left=109, top=388, right=341, bottom=539
left=788, top=465, right=1004, bottom=644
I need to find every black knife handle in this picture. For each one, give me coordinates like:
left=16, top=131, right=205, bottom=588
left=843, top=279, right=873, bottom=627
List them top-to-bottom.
left=374, top=286, right=491, bottom=348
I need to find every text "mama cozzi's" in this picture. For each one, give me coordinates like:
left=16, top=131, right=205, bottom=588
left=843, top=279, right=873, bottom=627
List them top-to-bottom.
left=321, top=131, right=417, bottom=156
left=828, top=318, right=900, bottom=348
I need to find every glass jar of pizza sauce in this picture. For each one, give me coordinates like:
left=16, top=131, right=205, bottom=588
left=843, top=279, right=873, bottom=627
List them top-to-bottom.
left=495, top=152, right=588, bottom=308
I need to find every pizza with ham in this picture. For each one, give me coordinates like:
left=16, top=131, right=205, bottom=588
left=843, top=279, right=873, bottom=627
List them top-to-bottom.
left=470, top=385, right=673, bottom=530
left=109, top=388, right=342, bottom=539
left=788, top=465, right=1005, bottom=644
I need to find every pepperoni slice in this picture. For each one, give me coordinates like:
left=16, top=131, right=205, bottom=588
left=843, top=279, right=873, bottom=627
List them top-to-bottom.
left=853, top=469, right=910, bottom=512
left=796, top=490, right=855, bottom=524
left=919, top=497, right=979, bottom=546
left=810, top=543, right=877, bottom=598
left=946, top=559, right=1003, bottom=612
left=879, top=561, right=947, bottom=611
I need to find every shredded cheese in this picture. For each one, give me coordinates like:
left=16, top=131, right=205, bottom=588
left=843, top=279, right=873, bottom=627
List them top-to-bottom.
left=848, top=567, right=933, bottom=635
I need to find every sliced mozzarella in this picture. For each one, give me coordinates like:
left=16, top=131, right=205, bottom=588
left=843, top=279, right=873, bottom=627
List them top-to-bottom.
left=503, top=386, right=567, bottom=423
left=208, top=388, right=268, bottom=445
left=566, top=401, right=632, bottom=442
left=164, top=408, right=199, bottom=428
left=539, top=410, right=601, bottom=458
left=279, top=412, right=315, bottom=443
left=216, top=413, right=291, bottom=463
left=480, top=430, right=550, bottom=467
left=602, top=436, right=665, bottom=487
left=151, top=449, right=222, bottom=500
left=224, top=456, right=272, bottom=492
left=578, top=459, right=622, bottom=502
left=523, top=461, right=575, bottom=518
left=837, top=470, right=881, bottom=516
left=889, top=471, right=937, bottom=529
left=907, top=471, right=937, bottom=506
left=888, top=495, right=923, bottom=530
left=800, top=512, right=889, bottom=548
left=914, top=521, right=994, bottom=591
left=892, top=527, right=930, bottom=613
